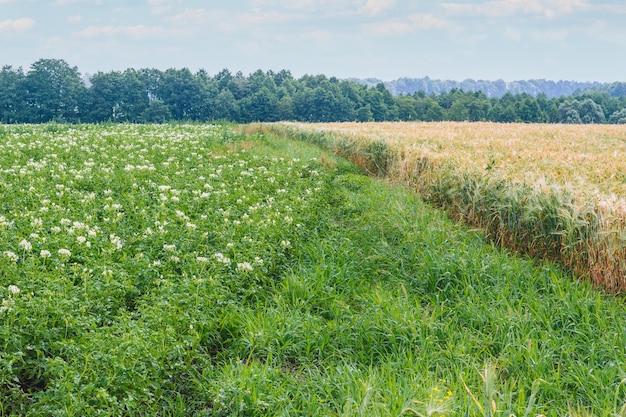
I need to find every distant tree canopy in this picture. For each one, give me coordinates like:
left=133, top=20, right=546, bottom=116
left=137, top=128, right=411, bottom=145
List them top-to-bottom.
left=2, top=58, right=626, bottom=124
left=368, top=77, right=612, bottom=98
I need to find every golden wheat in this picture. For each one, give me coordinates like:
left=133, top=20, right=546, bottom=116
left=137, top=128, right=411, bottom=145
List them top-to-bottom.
left=264, top=121, right=626, bottom=291
left=282, top=122, right=626, bottom=197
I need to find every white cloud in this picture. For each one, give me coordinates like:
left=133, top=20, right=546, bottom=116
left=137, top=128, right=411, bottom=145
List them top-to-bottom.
left=56, top=0, right=102, bottom=5
left=147, top=0, right=177, bottom=15
left=241, top=0, right=398, bottom=20
left=250, top=0, right=355, bottom=13
left=251, top=0, right=321, bottom=8
left=359, top=0, right=396, bottom=16
left=442, top=0, right=589, bottom=19
left=601, top=4, right=626, bottom=14
left=151, top=6, right=171, bottom=15
left=169, top=8, right=239, bottom=26
left=204, top=8, right=306, bottom=33
left=169, top=9, right=210, bottom=24
left=239, top=11, right=297, bottom=25
left=364, top=13, right=449, bottom=35
left=407, top=13, right=450, bottom=30
left=67, top=15, right=82, bottom=23
left=0, top=18, right=36, bottom=33
left=531, top=19, right=606, bottom=42
left=364, top=20, right=411, bottom=35
left=586, top=20, right=609, bottom=35
left=73, top=25, right=166, bottom=39
left=504, top=27, right=522, bottom=41
left=530, top=28, right=568, bottom=42
left=297, top=30, right=334, bottom=42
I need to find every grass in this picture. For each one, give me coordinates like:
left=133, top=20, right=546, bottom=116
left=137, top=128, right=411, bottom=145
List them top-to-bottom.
left=254, top=121, right=626, bottom=292
left=2, top=124, right=626, bottom=415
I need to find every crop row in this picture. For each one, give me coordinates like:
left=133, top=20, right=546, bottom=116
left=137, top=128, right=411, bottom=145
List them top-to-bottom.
left=0, top=123, right=330, bottom=414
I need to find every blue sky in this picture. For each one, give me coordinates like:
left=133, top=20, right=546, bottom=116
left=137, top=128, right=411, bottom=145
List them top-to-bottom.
left=1, top=0, right=625, bottom=82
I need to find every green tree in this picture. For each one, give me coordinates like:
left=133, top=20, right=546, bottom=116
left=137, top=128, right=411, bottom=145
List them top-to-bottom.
left=23, top=59, right=85, bottom=122
left=0, top=66, right=27, bottom=123
left=137, top=68, right=163, bottom=101
left=157, top=68, right=216, bottom=121
left=214, top=68, right=234, bottom=91
left=248, top=69, right=277, bottom=95
left=270, top=69, right=294, bottom=88
left=87, top=70, right=149, bottom=122
left=86, top=71, right=121, bottom=122
left=226, top=72, right=249, bottom=100
left=299, top=74, right=328, bottom=89
left=340, top=81, right=366, bottom=109
left=376, top=82, right=399, bottom=120
left=276, top=85, right=295, bottom=120
left=239, top=87, right=279, bottom=122
left=292, top=88, right=313, bottom=121
left=364, top=88, right=390, bottom=121
left=437, top=88, right=458, bottom=110
left=213, top=90, right=240, bottom=121
left=466, top=91, right=491, bottom=121
left=536, top=93, right=559, bottom=123
left=517, top=94, right=544, bottom=123
left=277, top=95, right=295, bottom=121
left=397, top=96, right=418, bottom=121
left=417, top=96, right=444, bottom=121
left=578, top=98, right=605, bottom=124
left=559, top=99, right=605, bottom=124
left=141, top=100, right=172, bottom=123
left=447, top=100, right=469, bottom=121
left=558, top=101, right=582, bottom=124
left=489, top=102, right=517, bottom=122
left=356, top=104, right=374, bottom=122
left=609, top=108, right=626, bottom=124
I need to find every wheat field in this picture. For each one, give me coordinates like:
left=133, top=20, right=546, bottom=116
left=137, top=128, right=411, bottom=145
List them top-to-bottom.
left=260, top=122, right=626, bottom=291
left=283, top=122, right=626, bottom=199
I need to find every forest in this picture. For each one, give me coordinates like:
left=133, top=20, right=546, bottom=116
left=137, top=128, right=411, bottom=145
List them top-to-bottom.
left=2, top=58, right=626, bottom=124
left=359, top=76, right=626, bottom=99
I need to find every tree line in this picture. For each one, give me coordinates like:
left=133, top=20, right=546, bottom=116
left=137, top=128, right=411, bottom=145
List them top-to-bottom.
left=2, top=58, right=626, bottom=124
left=356, top=77, right=610, bottom=99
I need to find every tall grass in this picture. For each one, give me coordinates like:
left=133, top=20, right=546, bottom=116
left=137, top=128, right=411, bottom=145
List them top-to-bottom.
left=254, top=122, right=626, bottom=292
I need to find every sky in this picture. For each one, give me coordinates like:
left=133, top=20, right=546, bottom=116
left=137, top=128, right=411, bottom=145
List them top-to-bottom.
left=1, top=0, right=625, bottom=82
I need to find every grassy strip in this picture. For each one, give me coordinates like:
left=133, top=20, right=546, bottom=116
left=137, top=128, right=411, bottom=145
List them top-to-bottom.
left=254, top=123, right=625, bottom=292
left=2, top=124, right=626, bottom=415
